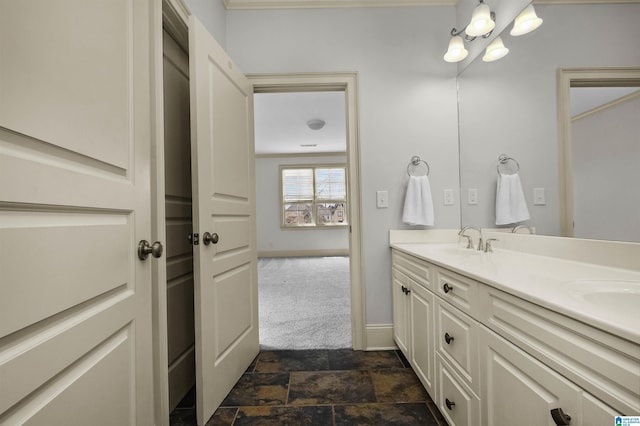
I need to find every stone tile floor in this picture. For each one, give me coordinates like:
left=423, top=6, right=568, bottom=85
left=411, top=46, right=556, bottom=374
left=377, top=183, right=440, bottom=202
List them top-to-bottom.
left=170, top=349, right=448, bottom=425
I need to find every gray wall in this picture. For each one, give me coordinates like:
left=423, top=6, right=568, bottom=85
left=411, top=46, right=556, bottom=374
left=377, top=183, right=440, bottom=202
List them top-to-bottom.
left=185, top=0, right=227, bottom=48
left=225, top=7, right=461, bottom=326
left=256, top=155, right=350, bottom=254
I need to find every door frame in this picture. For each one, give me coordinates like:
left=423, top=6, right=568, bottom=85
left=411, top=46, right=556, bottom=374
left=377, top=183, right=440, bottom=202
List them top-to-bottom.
left=152, top=1, right=190, bottom=425
left=556, top=67, right=640, bottom=237
left=249, top=73, right=365, bottom=352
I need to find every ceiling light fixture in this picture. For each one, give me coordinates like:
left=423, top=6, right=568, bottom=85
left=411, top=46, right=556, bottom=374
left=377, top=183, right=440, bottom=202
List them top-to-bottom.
left=443, top=0, right=495, bottom=63
left=510, top=5, right=543, bottom=36
left=306, top=119, right=326, bottom=130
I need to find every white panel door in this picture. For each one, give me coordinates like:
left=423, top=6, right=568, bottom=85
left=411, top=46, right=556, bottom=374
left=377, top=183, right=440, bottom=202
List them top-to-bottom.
left=0, top=1, right=154, bottom=425
left=189, top=16, right=259, bottom=426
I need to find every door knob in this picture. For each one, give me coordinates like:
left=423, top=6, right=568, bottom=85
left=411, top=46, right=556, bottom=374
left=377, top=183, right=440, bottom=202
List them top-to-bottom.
left=202, top=232, right=219, bottom=245
left=138, top=240, right=163, bottom=260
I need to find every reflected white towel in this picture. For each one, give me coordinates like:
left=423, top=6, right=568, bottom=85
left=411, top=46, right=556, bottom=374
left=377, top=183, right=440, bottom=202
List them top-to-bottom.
left=496, top=173, right=530, bottom=225
left=402, top=175, right=435, bottom=226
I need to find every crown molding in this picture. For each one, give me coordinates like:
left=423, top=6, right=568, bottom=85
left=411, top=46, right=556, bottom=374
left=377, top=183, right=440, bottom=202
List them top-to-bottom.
left=223, top=0, right=456, bottom=10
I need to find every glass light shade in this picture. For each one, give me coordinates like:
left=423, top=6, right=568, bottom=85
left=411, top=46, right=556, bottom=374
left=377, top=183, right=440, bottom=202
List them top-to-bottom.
left=465, top=3, right=495, bottom=37
left=510, top=5, right=543, bottom=36
left=444, top=36, right=469, bottom=63
left=482, top=37, right=509, bottom=62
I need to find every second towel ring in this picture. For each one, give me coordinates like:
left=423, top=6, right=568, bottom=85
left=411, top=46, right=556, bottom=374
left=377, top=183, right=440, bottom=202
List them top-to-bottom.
left=497, top=154, right=520, bottom=175
left=407, top=155, right=430, bottom=177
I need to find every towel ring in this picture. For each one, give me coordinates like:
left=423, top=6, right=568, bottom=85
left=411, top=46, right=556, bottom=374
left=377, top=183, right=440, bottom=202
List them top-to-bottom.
left=497, top=154, right=520, bottom=175
left=407, top=155, right=430, bottom=177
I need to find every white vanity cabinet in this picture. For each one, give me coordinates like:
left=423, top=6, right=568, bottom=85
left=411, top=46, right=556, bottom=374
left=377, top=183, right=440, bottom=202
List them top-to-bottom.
left=391, top=247, right=639, bottom=426
left=391, top=251, right=436, bottom=398
left=478, top=326, right=582, bottom=426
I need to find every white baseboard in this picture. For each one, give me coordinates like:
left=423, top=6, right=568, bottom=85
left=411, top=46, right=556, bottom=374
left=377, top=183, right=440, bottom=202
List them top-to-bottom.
left=365, top=324, right=397, bottom=351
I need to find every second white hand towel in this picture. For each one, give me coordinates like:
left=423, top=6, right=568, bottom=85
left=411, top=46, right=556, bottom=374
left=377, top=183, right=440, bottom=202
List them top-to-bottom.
left=496, top=173, right=530, bottom=225
left=402, top=175, right=435, bottom=226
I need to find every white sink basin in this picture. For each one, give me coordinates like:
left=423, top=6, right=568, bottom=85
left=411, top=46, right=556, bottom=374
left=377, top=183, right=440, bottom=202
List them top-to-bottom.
left=563, top=279, right=640, bottom=313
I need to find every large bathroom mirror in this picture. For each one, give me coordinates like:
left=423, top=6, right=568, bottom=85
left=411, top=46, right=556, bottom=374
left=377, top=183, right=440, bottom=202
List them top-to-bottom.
left=457, top=2, right=640, bottom=242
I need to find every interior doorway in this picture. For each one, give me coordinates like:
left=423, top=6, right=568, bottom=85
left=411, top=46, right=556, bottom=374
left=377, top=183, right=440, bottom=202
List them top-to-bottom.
left=250, top=74, right=365, bottom=352
left=253, top=90, right=351, bottom=349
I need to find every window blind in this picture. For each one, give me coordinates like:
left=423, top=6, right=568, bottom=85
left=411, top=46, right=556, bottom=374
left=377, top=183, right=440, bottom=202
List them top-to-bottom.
left=282, top=168, right=314, bottom=202
left=315, top=168, right=346, bottom=200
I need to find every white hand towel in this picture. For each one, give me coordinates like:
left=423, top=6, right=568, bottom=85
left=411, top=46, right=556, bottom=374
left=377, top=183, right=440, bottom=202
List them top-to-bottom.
left=495, top=173, right=530, bottom=225
left=402, top=175, right=435, bottom=226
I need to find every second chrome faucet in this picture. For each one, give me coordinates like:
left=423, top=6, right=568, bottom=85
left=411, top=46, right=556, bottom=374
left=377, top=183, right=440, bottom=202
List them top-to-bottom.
left=459, top=226, right=484, bottom=251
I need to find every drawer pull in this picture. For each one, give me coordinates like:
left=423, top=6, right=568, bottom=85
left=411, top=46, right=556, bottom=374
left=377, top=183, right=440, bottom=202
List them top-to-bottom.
left=443, top=283, right=453, bottom=293
left=401, top=285, right=411, bottom=295
left=444, top=333, right=455, bottom=344
left=445, top=398, right=456, bottom=410
left=550, top=408, right=572, bottom=425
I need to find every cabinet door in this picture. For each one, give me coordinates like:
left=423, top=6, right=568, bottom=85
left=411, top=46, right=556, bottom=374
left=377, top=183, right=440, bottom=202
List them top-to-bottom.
left=392, top=269, right=410, bottom=355
left=410, top=281, right=435, bottom=398
left=479, top=327, right=582, bottom=426
left=582, top=393, right=619, bottom=426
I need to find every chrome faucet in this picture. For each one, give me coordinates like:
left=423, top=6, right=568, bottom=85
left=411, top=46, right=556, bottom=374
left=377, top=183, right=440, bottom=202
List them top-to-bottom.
left=512, top=225, right=534, bottom=234
left=458, top=226, right=483, bottom=251
left=485, top=238, right=499, bottom=253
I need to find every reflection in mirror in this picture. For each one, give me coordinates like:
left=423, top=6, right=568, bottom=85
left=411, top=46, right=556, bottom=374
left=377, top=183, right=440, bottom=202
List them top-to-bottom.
left=457, top=3, right=640, bottom=242
left=558, top=71, right=640, bottom=242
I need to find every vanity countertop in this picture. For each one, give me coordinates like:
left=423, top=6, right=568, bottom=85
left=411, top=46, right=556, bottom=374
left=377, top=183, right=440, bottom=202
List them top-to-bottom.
left=391, top=243, right=640, bottom=344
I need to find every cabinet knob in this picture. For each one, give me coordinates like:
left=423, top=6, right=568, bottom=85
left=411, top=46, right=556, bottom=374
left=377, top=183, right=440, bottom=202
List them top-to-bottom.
left=443, top=283, right=453, bottom=293
left=444, top=332, right=455, bottom=344
left=445, top=398, right=456, bottom=410
left=550, top=408, right=572, bottom=425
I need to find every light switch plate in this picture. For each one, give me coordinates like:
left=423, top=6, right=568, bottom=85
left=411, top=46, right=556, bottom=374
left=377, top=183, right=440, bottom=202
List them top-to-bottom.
left=534, top=187, right=546, bottom=205
left=468, top=188, right=478, bottom=205
left=443, top=189, right=454, bottom=205
left=376, top=190, right=389, bottom=208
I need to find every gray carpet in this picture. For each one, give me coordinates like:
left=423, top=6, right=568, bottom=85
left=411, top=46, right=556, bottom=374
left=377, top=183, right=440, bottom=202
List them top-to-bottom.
left=258, top=256, right=351, bottom=350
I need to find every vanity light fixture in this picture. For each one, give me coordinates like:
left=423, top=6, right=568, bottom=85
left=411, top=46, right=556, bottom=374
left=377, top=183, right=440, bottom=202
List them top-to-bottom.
left=443, top=0, right=495, bottom=63
left=465, top=0, right=496, bottom=38
left=510, top=5, right=543, bottom=36
left=444, top=36, right=469, bottom=63
left=482, top=36, right=509, bottom=62
left=306, top=118, right=326, bottom=130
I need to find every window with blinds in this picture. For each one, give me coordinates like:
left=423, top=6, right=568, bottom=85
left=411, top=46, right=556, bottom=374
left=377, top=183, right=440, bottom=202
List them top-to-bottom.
left=281, top=165, right=348, bottom=228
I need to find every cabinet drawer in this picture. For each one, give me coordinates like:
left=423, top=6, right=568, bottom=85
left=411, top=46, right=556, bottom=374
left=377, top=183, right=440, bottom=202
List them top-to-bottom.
left=392, top=250, right=433, bottom=290
left=436, top=267, right=478, bottom=316
left=436, top=299, right=479, bottom=394
left=436, top=354, right=480, bottom=426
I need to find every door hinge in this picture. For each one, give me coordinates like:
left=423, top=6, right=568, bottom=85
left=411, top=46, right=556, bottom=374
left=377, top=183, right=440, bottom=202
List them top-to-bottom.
left=188, top=233, right=199, bottom=245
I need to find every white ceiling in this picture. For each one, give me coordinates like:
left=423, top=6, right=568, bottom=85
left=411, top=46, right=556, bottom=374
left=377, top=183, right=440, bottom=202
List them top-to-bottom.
left=254, top=91, right=347, bottom=155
